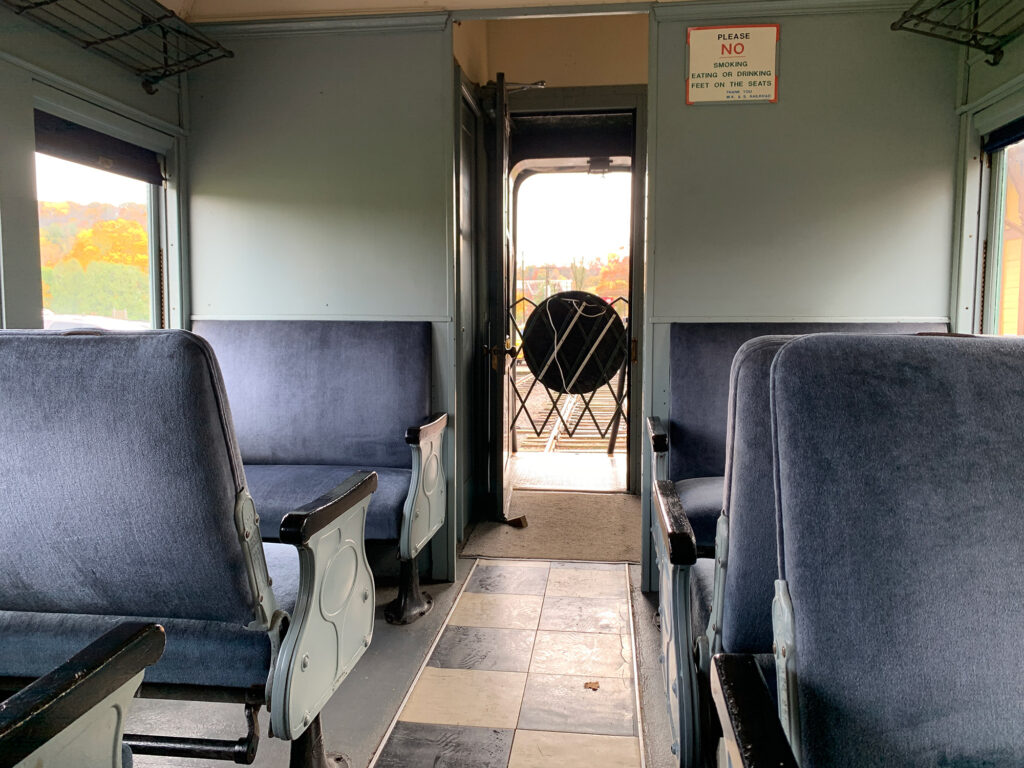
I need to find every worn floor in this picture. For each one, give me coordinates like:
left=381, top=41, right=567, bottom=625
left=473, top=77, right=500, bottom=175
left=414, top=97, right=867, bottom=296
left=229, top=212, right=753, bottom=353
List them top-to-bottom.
left=129, top=549, right=472, bottom=768
left=127, top=555, right=673, bottom=768
left=370, top=559, right=644, bottom=768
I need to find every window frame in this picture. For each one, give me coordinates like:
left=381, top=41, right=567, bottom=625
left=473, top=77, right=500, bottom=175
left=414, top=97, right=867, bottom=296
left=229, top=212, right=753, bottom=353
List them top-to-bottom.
left=32, top=83, right=185, bottom=329
left=983, top=146, right=1008, bottom=335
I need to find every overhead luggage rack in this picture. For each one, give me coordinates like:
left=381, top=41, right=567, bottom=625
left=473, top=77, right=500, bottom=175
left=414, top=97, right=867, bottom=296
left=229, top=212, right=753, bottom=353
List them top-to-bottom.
left=1, top=0, right=233, bottom=91
left=892, top=0, right=1024, bottom=64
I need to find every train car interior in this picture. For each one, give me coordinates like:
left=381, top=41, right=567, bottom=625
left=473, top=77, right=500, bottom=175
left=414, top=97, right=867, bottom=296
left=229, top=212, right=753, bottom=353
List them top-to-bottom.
left=0, top=0, right=1022, bottom=766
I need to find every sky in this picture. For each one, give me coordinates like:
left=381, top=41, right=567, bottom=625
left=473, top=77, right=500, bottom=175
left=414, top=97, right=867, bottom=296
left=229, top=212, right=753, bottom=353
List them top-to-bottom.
left=35, top=153, right=149, bottom=206
left=516, top=171, right=631, bottom=268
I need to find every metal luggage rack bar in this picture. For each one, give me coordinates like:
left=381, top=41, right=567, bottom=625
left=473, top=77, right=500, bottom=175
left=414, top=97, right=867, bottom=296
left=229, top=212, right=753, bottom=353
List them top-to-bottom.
left=1, top=0, right=233, bottom=91
left=892, top=0, right=1024, bottom=65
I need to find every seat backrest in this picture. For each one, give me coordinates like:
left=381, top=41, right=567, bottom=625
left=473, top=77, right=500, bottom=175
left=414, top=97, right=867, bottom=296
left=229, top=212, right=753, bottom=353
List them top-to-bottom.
left=193, top=320, right=431, bottom=469
left=667, top=321, right=946, bottom=481
left=0, top=330, right=258, bottom=625
left=771, top=333, right=1024, bottom=767
left=718, top=335, right=792, bottom=654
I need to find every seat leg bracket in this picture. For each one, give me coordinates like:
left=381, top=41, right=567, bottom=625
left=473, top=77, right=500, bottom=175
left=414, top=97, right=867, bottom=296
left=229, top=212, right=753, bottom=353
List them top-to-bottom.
left=384, top=557, right=433, bottom=625
left=289, top=714, right=348, bottom=768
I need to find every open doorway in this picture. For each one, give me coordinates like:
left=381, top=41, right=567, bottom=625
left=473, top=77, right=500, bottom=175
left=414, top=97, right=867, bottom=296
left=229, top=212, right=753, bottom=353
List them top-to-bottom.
left=462, top=88, right=646, bottom=562
left=508, top=159, right=632, bottom=494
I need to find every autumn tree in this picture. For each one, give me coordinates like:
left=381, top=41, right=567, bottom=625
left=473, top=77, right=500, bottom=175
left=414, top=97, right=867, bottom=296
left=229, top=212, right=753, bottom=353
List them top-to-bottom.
left=67, top=218, right=149, bottom=273
left=39, top=233, right=64, bottom=268
left=593, top=252, right=629, bottom=299
left=570, top=256, right=589, bottom=291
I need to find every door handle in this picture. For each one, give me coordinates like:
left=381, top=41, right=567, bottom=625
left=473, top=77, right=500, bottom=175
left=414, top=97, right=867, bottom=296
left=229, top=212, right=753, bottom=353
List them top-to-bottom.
left=486, top=342, right=517, bottom=370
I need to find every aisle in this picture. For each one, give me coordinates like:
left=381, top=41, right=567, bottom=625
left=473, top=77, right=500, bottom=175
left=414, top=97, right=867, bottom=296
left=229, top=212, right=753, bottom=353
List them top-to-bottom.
left=370, top=559, right=644, bottom=768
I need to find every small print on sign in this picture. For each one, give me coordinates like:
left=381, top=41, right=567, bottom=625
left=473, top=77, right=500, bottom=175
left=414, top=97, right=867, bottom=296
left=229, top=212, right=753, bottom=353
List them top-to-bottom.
left=686, top=25, right=779, bottom=104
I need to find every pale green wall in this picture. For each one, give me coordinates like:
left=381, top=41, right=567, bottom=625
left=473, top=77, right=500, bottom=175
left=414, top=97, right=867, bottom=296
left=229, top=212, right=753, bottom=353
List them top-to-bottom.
left=648, top=9, right=958, bottom=323
left=187, top=25, right=453, bottom=322
left=966, top=35, right=1024, bottom=107
left=0, top=60, right=40, bottom=329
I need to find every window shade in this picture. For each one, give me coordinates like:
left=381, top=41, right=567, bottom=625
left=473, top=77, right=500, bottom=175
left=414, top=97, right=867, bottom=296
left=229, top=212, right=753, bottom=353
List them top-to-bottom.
left=34, top=110, right=163, bottom=186
left=983, top=113, right=1024, bottom=153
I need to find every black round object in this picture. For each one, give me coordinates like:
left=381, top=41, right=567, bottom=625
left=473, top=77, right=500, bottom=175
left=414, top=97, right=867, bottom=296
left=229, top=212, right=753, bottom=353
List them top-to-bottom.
left=522, top=291, right=627, bottom=395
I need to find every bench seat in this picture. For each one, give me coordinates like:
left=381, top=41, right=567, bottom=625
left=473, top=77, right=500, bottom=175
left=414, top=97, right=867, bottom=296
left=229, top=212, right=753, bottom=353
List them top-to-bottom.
left=193, top=319, right=448, bottom=625
left=652, top=321, right=946, bottom=557
left=247, top=465, right=411, bottom=541
left=0, top=544, right=299, bottom=692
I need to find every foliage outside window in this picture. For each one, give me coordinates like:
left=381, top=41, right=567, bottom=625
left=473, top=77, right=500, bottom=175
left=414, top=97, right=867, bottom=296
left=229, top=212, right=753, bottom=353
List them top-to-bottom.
left=36, top=153, right=154, bottom=329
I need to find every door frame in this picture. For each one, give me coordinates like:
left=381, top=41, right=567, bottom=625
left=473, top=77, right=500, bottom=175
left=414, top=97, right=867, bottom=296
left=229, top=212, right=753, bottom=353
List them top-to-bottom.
left=454, top=67, right=487, bottom=543
left=505, top=84, right=648, bottom=495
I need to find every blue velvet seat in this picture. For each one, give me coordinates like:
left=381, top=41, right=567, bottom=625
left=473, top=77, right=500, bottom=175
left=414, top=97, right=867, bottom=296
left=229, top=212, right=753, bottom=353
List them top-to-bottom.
left=193, top=320, right=448, bottom=624
left=648, top=321, right=945, bottom=556
left=649, top=324, right=946, bottom=768
left=0, top=329, right=377, bottom=766
left=711, top=333, right=1024, bottom=767
left=655, top=335, right=791, bottom=766
left=246, top=465, right=411, bottom=540
left=0, top=544, right=297, bottom=691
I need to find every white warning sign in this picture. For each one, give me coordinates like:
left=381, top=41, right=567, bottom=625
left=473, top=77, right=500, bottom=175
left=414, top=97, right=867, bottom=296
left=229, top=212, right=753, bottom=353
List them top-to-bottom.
left=687, top=25, right=779, bottom=104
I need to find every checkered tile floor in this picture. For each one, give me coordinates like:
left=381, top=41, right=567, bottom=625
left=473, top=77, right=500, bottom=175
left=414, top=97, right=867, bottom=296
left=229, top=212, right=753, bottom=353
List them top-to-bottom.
left=371, top=559, right=643, bottom=768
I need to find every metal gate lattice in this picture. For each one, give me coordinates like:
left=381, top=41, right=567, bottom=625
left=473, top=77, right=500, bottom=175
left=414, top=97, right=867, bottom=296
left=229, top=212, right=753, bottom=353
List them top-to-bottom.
left=509, top=292, right=629, bottom=454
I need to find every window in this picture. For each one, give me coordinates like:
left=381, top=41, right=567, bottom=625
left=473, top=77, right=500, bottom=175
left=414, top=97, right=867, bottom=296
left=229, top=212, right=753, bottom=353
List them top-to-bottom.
left=34, top=111, right=163, bottom=330
left=992, top=139, right=1024, bottom=335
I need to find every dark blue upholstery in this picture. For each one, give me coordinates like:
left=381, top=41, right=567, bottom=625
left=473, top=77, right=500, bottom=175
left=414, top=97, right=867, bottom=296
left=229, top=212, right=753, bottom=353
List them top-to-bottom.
left=192, top=320, right=431, bottom=468
left=193, top=320, right=432, bottom=542
left=666, top=322, right=946, bottom=482
left=664, top=323, right=945, bottom=553
left=0, top=330, right=300, bottom=693
left=0, top=331, right=255, bottom=624
left=772, top=334, right=1024, bottom=767
left=720, top=336, right=791, bottom=654
left=245, top=465, right=410, bottom=540
left=0, top=544, right=297, bottom=691
left=0, top=610, right=269, bottom=690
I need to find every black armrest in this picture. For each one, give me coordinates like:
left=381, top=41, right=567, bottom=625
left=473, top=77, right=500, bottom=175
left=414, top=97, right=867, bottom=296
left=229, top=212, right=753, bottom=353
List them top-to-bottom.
left=406, top=413, right=448, bottom=445
left=647, top=416, right=668, bottom=453
left=280, top=471, right=378, bottom=546
left=654, top=479, right=697, bottom=566
left=0, top=623, right=165, bottom=767
left=711, top=654, right=797, bottom=768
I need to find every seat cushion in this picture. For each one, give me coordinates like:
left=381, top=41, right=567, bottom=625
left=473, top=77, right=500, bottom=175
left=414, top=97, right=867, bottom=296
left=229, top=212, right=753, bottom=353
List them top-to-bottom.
left=245, top=464, right=411, bottom=541
left=674, top=477, right=723, bottom=552
left=0, top=544, right=301, bottom=692
left=689, top=557, right=716, bottom=640
left=0, top=610, right=270, bottom=690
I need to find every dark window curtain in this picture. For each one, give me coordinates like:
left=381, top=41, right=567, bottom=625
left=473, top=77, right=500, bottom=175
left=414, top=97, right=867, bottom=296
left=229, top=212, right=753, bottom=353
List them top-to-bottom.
left=34, top=110, right=163, bottom=185
left=983, top=114, right=1024, bottom=153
